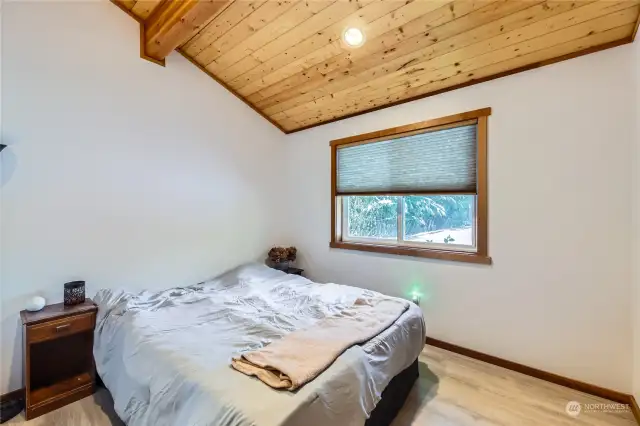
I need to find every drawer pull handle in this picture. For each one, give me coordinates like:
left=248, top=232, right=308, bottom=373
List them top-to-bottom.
left=55, top=324, right=71, bottom=332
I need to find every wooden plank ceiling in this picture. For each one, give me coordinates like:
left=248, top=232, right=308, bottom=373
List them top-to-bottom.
left=115, top=0, right=640, bottom=133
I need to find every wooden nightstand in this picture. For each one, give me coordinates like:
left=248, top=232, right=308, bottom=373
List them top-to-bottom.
left=20, top=299, right=98, bottom=420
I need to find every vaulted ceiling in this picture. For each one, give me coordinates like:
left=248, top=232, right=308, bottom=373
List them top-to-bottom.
left=114, top=0, right=640, bottom=133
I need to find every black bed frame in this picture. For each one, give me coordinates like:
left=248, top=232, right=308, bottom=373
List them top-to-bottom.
left=94, top=358, right=419, bottom=426
left=365, top=358, right=419, bottom=426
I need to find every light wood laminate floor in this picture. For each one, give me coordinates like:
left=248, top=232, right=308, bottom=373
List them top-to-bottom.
left=7, top=345, right=636, bottom=425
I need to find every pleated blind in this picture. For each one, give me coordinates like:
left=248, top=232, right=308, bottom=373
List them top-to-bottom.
left=336, top=123, right=477, bottom=195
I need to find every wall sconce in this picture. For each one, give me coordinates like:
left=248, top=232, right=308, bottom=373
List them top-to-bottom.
left=0, top=145, right=6, bottom=152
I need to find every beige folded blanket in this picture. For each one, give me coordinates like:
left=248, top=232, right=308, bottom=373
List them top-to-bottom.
left=231, top=296, right=409, bottom=391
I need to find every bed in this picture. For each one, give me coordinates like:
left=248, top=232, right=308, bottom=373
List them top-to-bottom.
left=93, top=263, right=425, bottom=426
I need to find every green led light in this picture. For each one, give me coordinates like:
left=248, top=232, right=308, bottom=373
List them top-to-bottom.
left=405, top=276, right=432, bottom=306
left=409, top=289, right=422, bottom=305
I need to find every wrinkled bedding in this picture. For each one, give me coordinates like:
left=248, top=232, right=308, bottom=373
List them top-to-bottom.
left=93, top=263, right=426, bottom=426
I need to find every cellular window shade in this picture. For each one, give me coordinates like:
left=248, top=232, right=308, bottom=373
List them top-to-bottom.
left=336, top=124, right=477, bottom=195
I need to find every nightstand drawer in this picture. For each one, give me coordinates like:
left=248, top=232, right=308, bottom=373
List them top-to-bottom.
left=27, top=313, right=94, bottom=343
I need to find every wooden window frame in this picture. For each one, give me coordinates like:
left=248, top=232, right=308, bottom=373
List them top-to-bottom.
left=329, top=108, right=491, bottom=265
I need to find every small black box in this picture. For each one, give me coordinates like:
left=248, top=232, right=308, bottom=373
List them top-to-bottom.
left=64, top=281, right=85, bottom=306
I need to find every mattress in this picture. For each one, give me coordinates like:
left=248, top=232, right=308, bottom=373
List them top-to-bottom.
left=93, top=263, right=425, bottom=426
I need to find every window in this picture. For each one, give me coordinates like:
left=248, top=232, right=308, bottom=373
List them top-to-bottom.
left=330, top=108, right=491, bottom=264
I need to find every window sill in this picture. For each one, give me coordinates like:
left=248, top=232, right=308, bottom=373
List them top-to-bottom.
left=329, top=241, right=492, bottom=265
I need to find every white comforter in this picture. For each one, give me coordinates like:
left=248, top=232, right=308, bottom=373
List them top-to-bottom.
left=93, top=263, right=425, bottom=426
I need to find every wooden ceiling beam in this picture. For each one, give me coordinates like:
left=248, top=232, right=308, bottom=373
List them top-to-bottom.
left=140, top=0, right=232, bottom=66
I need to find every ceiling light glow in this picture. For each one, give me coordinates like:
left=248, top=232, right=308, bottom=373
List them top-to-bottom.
left=343, top=27, right=365, bottom=47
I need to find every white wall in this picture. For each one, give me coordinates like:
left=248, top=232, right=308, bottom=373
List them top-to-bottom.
left=0, top=1, right=286, bottom=393
left=284, top=45, right=637, bottom=393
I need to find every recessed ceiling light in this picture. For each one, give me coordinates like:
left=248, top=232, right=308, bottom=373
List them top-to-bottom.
left=343, top=27, right=365, bottom=47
